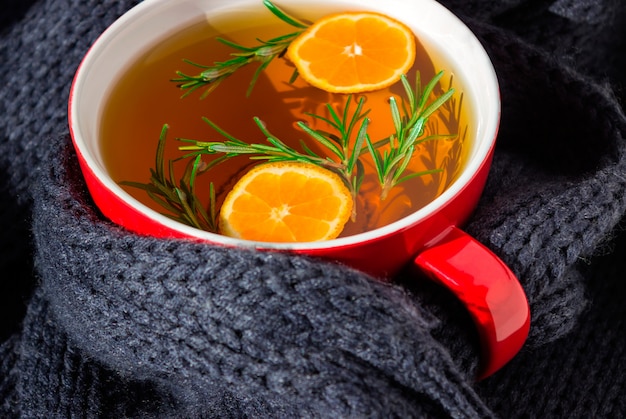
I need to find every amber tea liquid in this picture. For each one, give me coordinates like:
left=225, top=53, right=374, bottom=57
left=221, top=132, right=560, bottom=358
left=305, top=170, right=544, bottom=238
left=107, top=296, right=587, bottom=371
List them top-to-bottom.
left=101, top=9, right=472, bottom=238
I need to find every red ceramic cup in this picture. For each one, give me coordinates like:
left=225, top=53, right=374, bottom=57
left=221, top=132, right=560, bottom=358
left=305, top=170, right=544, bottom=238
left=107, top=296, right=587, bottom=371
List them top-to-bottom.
left=69, top=0, right=529, bottom=379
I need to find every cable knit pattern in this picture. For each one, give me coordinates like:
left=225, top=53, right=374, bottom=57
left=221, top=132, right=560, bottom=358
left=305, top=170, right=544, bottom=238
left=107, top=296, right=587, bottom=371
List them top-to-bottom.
left=2, top=0, right=626, bottom=417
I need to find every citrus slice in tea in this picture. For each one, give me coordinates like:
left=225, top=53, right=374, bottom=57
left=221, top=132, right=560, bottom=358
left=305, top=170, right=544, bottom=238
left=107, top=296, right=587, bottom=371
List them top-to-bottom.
left=286, top=11, right=416, bottom=93
left=219, top=161, right=353, bottom=242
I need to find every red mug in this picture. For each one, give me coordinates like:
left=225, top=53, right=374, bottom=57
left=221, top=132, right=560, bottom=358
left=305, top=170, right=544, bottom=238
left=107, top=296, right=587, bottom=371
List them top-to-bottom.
left=69, top=0, right=530, bottom=379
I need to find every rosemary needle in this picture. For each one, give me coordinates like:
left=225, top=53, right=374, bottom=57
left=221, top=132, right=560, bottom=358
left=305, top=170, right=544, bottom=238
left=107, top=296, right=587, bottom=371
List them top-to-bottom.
left=171, top=0, right=308, bottom=98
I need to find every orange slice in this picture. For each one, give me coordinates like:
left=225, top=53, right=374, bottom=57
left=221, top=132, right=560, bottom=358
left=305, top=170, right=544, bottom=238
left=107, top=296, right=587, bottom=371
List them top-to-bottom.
left=286, top=11, right=416, bottom=93
left=219, top=161, right=353, bottom=242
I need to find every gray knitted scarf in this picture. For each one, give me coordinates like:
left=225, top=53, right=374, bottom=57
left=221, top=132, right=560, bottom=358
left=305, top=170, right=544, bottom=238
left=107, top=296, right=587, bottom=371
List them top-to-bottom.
left=1, top=0, right=626, bottom=417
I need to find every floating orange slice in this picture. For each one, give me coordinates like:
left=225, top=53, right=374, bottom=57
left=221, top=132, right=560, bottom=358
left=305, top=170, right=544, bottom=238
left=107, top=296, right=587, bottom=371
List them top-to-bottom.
left=287, top=11, right=416, bottom=93
left=219, top=161, right=353, bottom=242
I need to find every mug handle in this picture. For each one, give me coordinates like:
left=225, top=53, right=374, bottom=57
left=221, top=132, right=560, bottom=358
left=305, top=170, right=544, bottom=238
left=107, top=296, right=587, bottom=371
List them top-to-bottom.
left=414, top=226, right=530, bottom=380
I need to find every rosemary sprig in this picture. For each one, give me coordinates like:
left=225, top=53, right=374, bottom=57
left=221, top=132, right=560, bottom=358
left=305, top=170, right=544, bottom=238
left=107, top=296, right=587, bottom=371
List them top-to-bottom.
left=172, top=0, right=308, bottom=98
left=367, top=71, right=455, bottom=199
left=178, top=95, right=370, bottom=220
left=300, top=95, right=370, bottom=209
left=121, top=124, right=219, bottom=232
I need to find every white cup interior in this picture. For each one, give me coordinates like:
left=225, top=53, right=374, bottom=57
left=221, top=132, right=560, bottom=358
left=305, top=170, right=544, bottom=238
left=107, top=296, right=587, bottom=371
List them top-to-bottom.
left=69, top=0, right=500, bottom=250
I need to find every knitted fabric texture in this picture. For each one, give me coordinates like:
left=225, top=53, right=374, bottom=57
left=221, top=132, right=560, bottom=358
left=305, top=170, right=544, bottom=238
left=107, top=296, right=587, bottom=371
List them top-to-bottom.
left=2, top=0, right=626, bottom=417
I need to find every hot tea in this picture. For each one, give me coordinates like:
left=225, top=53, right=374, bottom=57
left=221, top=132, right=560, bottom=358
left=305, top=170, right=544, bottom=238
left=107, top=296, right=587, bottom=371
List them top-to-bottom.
left=100, top=2, right=472, bottom=239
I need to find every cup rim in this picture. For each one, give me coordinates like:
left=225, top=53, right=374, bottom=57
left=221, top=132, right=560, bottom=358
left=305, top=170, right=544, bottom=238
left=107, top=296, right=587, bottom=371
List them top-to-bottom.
left=69, top=0, right=501, bottom=251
